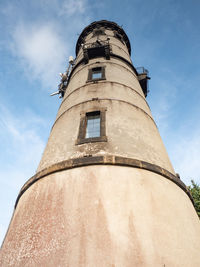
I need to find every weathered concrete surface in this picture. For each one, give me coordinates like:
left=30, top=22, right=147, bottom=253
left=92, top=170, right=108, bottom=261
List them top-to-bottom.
left=2, top=20, right=200, bottom=267
left=36, top=27, right=175, bottom=174
left=37, top=99, right=174, bottom=174
left=1, top=166, right=200, bottom=267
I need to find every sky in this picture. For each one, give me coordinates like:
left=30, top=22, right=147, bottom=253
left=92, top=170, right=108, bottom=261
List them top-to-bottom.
left=0, top=0, right=200, bottom=245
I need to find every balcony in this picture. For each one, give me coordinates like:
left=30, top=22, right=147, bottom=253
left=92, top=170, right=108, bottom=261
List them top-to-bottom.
left=82, top=40, right=111, bottom=63
left=136, top=67, right=150, bottom=97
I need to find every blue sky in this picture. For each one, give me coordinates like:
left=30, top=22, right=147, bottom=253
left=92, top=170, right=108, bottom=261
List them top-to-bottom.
left=1, top=0, right=200, bottom=244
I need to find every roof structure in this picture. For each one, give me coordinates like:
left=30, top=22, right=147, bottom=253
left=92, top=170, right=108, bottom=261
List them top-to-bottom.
left=76, top=20, right=131, bottom=56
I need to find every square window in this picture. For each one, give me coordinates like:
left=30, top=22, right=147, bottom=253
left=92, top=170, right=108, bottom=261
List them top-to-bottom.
left=87, top=66, right=105, bottom=82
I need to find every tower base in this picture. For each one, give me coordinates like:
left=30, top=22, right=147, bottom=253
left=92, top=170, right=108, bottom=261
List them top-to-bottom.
left=1, top=165, right=200, bottom=267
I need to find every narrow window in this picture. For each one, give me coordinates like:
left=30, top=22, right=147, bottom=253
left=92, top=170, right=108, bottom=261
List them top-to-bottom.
left=87, top=67, right=106, bottom=82
left=76, top=109, right=107, bottom=145
left=85, top=111, right=100, bottom=138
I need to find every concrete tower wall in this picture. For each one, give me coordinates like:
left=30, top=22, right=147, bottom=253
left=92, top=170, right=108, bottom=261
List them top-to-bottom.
left=1, top=20, right=200, bottom=267
left=37, top=28, right=174, bottom=172
left=76, top=29, right=132, bottom=64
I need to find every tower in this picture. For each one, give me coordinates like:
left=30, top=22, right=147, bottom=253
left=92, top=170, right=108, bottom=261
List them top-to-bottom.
left=1, top=20, right=200, bottom=266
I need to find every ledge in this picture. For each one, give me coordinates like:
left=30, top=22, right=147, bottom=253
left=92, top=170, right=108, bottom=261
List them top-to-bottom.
left=65, top=52, right=138, bottom=97
left=51, top=98, right=155, bottom=132
left=76, top=136, right=107, bottom=145
left=15, top=155, right=193, bottom=208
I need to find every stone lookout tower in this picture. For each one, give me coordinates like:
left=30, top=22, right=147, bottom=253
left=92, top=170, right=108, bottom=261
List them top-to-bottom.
left=1, top=20, right=200, bottom=267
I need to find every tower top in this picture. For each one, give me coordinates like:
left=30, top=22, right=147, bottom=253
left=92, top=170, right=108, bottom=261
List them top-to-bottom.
left=76, top=20, right=131, bottom=56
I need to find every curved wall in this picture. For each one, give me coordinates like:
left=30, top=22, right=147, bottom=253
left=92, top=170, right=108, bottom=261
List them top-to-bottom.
left=1, top=20, right=199, bottom=267
left=1, top=166, right=200, bottom=267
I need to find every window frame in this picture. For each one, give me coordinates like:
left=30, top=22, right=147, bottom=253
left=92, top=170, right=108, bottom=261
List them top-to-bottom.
left=87, top=66, right=106, bottom=82
left=76, top=109, right=107, bottom=145
left=85, top=111, right=101, bottom=138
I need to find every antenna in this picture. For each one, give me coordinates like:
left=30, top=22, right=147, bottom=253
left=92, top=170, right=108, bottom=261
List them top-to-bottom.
left=50, top=56, right=75, bottom=97
left=69, top=56, right=74, bottom=64
left=50, top=91, right=60, bottom=96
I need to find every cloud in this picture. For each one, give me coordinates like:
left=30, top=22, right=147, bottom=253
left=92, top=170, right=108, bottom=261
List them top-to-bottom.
left=1, top=0, right=92, bottom=92
left=59, top=0, right=88, bottom=16
left=11, top=22, right=67, bottom=90
left=147, top=67, right=200, bottom=186
left=149, top=71, right=178, bottom=134
left=150, top=84, right=200, bottom=186
left=0, top=104, right=45, bottom=186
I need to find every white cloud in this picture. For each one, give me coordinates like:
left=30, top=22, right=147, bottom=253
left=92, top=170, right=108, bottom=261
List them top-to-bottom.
left=2, top=0, right=92, bottom=92
left=59, top=0, right=88, bottom=16
left=11, top=22, right=67, bottom=90
left=148, top=69, right=200, bottom=186
left=150, top=75, right=178, bottom=135
left=150, top=84, right=200, bottom=186
left=0, top=104, right=45, bottom=185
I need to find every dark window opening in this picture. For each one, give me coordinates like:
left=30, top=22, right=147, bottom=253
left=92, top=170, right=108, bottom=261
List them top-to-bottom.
left=83, top=41, right=111, bottom=63
left=87, top=67, right=106, bottom=82
left=76, top=110, right=107, bottom=145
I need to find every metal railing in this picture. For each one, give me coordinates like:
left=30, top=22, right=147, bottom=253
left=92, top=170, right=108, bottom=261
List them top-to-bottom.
left=83, top=39, right=110, bottom=50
